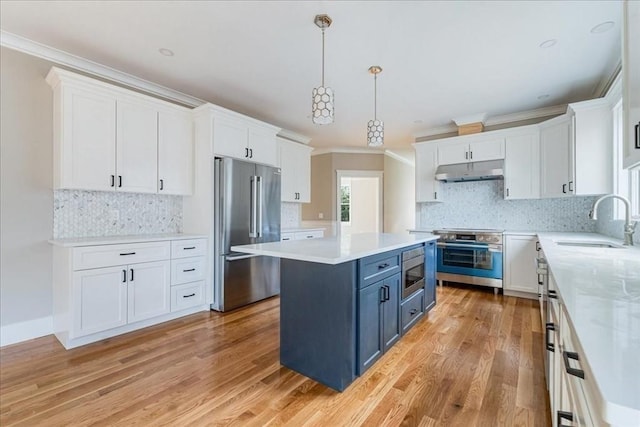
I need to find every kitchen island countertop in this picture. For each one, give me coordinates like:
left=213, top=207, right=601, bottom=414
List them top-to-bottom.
left=231, top=232, right=439, bottom=265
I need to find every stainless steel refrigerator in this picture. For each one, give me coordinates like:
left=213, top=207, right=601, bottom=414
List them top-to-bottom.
left=212, top=157, right=281, bottom=312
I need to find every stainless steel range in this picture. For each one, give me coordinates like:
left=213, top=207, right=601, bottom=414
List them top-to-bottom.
left=433, top=228, right=504, bottom=293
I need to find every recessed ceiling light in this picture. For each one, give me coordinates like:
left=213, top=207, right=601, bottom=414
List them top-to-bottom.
left=590, top=21, right=615, bottom=34
left=539, top=39, right=557, bottom=49
left=158, top=48, right=174, bottom=57
left=538, top=94, right=550, bottom=100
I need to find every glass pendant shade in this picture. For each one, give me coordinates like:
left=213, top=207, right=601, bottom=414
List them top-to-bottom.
left=312, top=86, right=334, bottom=125
left=367, top=119, right=384, bottom=147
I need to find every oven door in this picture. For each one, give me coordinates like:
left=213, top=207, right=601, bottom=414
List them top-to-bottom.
left=436, top=242, right=503, bottom=279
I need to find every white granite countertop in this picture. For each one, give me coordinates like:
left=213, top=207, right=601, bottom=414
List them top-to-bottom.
left=281, top=227, right=326, bottom=233
left=232, top=232, right=439, bottom=265
left=537, top=232, right=640, bottom=425
left=49, top=233, right=207, bottom=247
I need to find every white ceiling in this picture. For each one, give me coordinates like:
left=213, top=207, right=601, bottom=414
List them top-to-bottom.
left=0, top=1, right=622, bottom=149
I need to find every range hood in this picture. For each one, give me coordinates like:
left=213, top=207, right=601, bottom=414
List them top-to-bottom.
left=435, top=159, right=504, bottom=183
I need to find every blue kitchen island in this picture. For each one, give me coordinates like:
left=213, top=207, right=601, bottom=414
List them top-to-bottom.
left=232, top=232, right=439, bottom=391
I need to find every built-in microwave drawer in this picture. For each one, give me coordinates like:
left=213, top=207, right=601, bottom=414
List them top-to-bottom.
left=171, top=239, right=207, bottom=259
left=73, top=241, right=170, bottom=271
left=359, top=251, right=401, bottom=288
left=171, top=256, right=206, bottom=285
left=171, top=281, right=205, bottom=312
left=401, top=288, right=424, bottom=334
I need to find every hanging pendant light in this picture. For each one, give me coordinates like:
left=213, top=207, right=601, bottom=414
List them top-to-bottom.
left=312, top=14, right=334, bottom=125
left=367, top=65, right=384, bottom=147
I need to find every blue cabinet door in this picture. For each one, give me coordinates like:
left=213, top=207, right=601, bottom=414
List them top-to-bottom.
left=425, top=240, right=437, bottom=312
left=382, top=274, right=400, bottom=352
left=358, top=282, right=383, bottom=374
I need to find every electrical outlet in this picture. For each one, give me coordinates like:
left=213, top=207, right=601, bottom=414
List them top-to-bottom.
left=109, top=209, right=120, bottom=222
left=318, top=212, right=324, bottom=219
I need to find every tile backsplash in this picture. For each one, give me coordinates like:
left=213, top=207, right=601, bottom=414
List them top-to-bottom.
left=417, top=180, right=598, bottom=232
left=53, top=190, right=182, bottom=238
left=281, top=202, right=301, bottom=229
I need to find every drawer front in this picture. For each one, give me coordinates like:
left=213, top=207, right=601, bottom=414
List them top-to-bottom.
left=294, top=230, right=324, bottom=240
left=281, top=232, right=295, bottom=242
left=171, top=239, right=207, bottom=259
left=73, top=241, right=170, bottom=270
left=359, top=251, right=401, bottom=288
left=171, top=257, right=206, bottom=285
left=171, top=281, right=205, bottom=312
left=401, top=288, right=424, bottom=334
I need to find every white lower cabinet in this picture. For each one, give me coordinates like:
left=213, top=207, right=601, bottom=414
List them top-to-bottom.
left=503, top=234, right=538, bottom=297
left=53, top=237, right=208, bottom=349
left=73, top=266, right=128, bottom=338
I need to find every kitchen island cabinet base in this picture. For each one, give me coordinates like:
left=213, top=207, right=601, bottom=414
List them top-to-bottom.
left=280, top=259, right=357, bottom=392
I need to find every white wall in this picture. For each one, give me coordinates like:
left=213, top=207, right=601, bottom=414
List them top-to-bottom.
left=1, top=47, right=54, bottom=342
left=383, top=153, right=415, bottom=233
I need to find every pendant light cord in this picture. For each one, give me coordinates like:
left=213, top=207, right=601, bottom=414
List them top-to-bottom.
left=321, top=28, right=325, bottom=87
left=374, top=74, right=377, bottom=120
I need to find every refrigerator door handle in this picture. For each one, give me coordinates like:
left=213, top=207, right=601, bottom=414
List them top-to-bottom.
left=249, top=176, right=258, bottom=238
left=257, top=176, right=263, bottom=238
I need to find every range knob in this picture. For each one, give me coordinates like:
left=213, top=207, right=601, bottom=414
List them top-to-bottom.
left=477, top=235, right=484, bottom=242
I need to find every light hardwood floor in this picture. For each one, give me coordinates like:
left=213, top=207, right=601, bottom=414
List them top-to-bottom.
left=0, top=285, right=550, bottom=426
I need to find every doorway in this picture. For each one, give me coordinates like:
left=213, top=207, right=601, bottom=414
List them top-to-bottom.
left=336, top=170, right=383, bottom=236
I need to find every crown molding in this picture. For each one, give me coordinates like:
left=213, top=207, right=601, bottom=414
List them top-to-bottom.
left=1, top=30, right=205, bottom=107
left=593, top=59, right=621, bottom=99
left=413, top=104, right=567, bottom=140
left=277, top=129, right=312, bottom=145
left=311, top=147, right=385, bottom=156
left=384, top=150, right=415, bottom=167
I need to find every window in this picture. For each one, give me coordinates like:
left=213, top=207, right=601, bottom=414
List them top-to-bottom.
left=612, top=99, right=640, bottom=219
left=340, top=184, right=351, bottom=223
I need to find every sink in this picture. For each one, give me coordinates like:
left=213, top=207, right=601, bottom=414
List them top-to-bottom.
left=555, top=240, right=626, bottom=249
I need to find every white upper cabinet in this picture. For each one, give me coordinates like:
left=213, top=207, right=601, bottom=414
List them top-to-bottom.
left=623, top=0, right=640, bottom=169
left=46, top=67, right=193, bottom=195
left=55, top=84, right=117, bottom=191
left=116, top=98, right=158, bottom=193
left=569, top=99, right=612, bottom=195
left=539, top=100, right=612, bottom=199
left=209, top=105, right=279, bottom=167
left=158, top=109, right=193, bottom=195
left=540, top=115, right=572, bottom=198
left=504, top=127, right=540, bottom=200
left=437, top=136, right=505, bottom=165
left=279, top=138, right=313, bottom=203
left=414, top=142, right=441, bottom=202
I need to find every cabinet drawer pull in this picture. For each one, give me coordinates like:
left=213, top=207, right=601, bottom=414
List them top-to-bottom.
left=306, top=235, right=314, bottom=239
left=282, top=237, right=291, bottom=241
left=183, top=246, right=196, bottom=250
left=120, top=252, right=136, bottom=256
left=378, top=263, right=390, bottom=269
left=183, top=268, right=196, bottom=272
left=122, top=269, right=127, bottom=283
left=130, top=269, right=134, bottom=281
left=548, top=289, right=557, bottom=299
left=183, top=293, right=196, bottom=298
left=409, top=308, right=418, bottom=315
left=545, top=323, right=555, bottom=352
left=563, top=351, right=585, bottom=379
left=557, top=410, right=574, bottom=427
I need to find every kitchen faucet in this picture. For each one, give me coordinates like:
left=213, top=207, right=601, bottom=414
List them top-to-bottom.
left=588, top=194, right=637, bottom=246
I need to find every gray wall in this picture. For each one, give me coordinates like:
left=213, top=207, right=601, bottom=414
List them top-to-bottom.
left=1, top=47, right=54, bottom=327
left=417, top=180, right=598, bottom=232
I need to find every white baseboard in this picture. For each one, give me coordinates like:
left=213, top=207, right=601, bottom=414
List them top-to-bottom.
left=0, top=316, right=53, bottom=347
